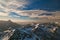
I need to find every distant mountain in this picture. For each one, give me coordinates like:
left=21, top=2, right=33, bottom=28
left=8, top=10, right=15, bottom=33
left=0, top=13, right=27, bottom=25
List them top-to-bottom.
left=0, top=20, right=21, bottom=32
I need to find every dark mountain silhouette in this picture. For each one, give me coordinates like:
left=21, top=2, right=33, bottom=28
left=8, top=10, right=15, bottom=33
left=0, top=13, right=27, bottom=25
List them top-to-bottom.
left=0, top=20, right=21, bottom=32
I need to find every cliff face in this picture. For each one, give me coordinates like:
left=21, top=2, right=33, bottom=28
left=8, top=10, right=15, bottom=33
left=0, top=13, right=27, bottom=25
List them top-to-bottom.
left=9, top=22, right=60, bottom=40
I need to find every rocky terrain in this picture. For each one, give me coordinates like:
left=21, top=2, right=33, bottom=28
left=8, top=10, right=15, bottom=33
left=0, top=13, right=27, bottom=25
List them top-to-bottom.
left=0, top=20, right=60, bottom=40
left=8, top=22, right=60, bottom=40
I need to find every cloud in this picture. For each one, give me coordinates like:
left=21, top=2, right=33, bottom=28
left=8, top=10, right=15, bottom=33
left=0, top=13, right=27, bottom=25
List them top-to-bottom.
left=0, top=0, right=60, bottom=22
left=0, top=0, right=28, bottom=9
left=0, top=0, right=28, bottom=17
left=0, top=0, right=29, bottom=16
left=0, top=0, right=60, bottom=11
left=12, top=10, right=52, bottom=17
left=0, top=12, right=8, bottom=16
left=9, top=12, right=20, bottom=17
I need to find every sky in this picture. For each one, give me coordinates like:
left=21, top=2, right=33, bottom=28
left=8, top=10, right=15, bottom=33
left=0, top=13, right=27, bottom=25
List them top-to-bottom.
left=0, top=0, right=60, bottom=22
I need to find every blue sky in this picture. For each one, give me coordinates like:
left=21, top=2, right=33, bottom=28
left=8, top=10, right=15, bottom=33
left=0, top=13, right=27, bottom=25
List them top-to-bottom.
left=0, top=0, right=60, bottom=22
left=17, top=0, right=60, bottom=11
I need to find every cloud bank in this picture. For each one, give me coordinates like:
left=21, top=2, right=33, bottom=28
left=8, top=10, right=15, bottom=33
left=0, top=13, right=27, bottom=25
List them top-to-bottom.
left=0, top=0, right=60, bottom=22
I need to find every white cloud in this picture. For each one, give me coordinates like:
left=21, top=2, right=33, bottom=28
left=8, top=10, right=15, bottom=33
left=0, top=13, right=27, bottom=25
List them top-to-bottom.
left=0, top=0, right=60, bottom=22
left=0, top=0, right=28, bottom=9
left=0, top=0, right=29, bottom=17
left=12, top=10, right=52, bottom=17
left=0, top=12, right=8, bottom=16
